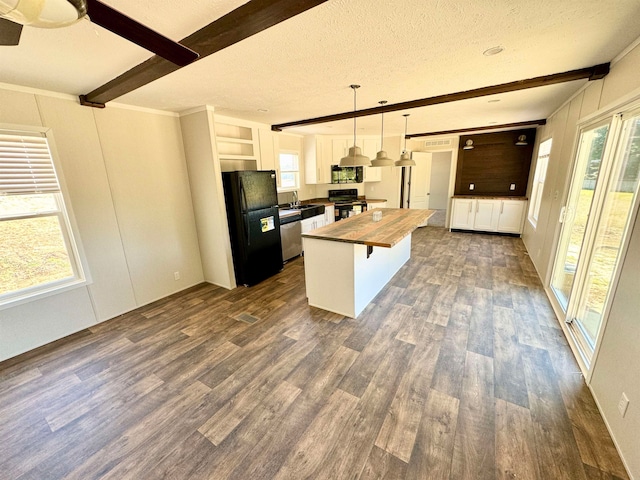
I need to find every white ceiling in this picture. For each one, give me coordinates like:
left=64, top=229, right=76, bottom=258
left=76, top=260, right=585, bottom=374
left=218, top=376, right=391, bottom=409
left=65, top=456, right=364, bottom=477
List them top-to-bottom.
left=2, top=0, right=640, bottom=137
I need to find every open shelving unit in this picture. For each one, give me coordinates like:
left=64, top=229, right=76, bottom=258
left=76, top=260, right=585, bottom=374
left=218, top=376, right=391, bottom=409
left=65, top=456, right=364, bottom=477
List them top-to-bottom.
left=215, top=123, right=258, bottom=172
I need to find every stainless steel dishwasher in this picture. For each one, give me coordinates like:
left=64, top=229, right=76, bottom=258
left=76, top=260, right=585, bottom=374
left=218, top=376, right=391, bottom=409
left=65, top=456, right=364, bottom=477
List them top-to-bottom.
left=279, top=210, right=302, bottom=262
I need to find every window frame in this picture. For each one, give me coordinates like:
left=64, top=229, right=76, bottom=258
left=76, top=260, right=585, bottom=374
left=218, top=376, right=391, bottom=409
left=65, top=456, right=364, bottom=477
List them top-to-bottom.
left=0, top=125, right=88, bottom=310
left=528, top=138, right=553, bottom=228
left=277, top=150, right=300, bottom=192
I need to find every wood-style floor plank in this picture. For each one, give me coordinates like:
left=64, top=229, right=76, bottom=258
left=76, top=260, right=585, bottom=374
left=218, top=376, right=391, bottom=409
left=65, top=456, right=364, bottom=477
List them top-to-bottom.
left=0, top=227, right=629, bottom=480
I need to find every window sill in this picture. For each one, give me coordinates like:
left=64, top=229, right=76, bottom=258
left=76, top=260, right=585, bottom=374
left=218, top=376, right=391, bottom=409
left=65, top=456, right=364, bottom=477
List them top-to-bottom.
left=0, top=277, right=88, bottom=312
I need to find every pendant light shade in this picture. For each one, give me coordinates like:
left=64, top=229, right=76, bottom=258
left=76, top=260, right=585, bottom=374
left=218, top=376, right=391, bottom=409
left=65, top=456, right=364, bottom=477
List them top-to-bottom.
left=340, top=85, right=371, bottom=167
left=371, top=100, right=395, bottom=167
left=395, top=114, right=416, bottom=167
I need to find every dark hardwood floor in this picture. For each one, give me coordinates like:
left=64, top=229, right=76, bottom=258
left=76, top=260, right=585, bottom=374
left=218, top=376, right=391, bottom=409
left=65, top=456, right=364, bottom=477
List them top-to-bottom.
left=0, top=227, right=629, bottom=479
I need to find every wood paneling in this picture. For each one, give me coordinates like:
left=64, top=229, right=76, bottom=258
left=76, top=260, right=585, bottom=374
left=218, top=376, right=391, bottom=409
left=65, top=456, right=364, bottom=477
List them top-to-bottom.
left=455, top=129, right=536, bottom=196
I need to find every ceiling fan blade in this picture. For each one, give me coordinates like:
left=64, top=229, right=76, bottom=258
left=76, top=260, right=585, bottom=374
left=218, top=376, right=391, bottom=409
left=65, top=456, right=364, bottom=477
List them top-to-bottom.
left=86, top=0, right=199, bottom=66
left=0, top=17, right=23, bottom=46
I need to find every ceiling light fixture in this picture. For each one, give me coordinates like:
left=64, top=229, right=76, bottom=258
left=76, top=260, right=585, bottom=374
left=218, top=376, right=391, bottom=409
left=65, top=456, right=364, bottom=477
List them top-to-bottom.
left=0, top=0, right=86, bottom=27
left=483, top=45, right=504, bottom=56
left=340, top=85, right=371, bottom=167
left=370, top=101, right=395, bottom=167
left=395, top=114, right=416, bottom=167
left=515, top=134, right=528, bottom=146
left=463, top=139, right=474, bottom=150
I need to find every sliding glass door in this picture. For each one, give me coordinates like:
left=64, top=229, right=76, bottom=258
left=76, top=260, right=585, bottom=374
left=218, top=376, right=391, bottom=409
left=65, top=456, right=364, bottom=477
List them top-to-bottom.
left=550, top=109, right=640, bottom=363
left=572, top=113, right=640, bottom=349
left=550, top=122, right=610, bottom=310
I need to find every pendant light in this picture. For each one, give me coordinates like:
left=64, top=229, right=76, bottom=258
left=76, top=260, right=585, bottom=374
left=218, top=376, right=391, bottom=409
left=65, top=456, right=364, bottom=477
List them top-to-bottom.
left=340, top=85, right=371, bottom=167
left=370, top=101, right=395, bottom=167
left=395, top=114, right=416, bottom=167
left=515, top=134, right=528, bottom=146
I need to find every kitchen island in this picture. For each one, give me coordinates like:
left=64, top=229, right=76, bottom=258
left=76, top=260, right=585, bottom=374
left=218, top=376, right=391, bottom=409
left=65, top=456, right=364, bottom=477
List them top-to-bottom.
left=302, top=208, right=434, bottom=317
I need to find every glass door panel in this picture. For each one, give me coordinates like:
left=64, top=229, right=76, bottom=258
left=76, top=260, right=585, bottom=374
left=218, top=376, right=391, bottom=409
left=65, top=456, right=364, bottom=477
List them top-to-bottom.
left=573, top=114, right=640, bottom=348
left=551, top=123, right=610, bottom=311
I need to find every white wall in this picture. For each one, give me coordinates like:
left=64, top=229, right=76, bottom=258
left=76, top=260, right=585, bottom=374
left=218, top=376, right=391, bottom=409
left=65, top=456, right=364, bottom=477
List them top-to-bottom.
left=522, top=41, right=640, bottom=478
left=0, top=87, right=204, bottom=361
left=180, top=108, right=236, bottom=289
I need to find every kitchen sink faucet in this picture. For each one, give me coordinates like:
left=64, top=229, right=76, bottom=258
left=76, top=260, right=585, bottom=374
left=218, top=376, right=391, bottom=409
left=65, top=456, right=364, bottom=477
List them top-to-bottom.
left=292, top=190, right=299, bottom=207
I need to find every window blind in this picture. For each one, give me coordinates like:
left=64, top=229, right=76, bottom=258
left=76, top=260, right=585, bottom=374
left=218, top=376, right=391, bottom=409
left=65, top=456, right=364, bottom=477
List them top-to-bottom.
left=0, top=131, right=60, bottom=195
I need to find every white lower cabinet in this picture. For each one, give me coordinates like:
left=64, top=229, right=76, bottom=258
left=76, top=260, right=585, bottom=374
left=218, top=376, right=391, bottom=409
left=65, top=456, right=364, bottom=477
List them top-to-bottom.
left=451, top=198, right=527, bottom=234
left=451, top=198, right=475, bottom=230
left=474, top=199, right=500, bottom=231
left=497, top=200, right=526, bottom=233
left=301, top=214, right=326, bottom=234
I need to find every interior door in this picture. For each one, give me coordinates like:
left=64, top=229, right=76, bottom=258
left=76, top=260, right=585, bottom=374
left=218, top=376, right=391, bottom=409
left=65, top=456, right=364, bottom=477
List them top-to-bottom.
left=409, top=152, right=432, bottom=225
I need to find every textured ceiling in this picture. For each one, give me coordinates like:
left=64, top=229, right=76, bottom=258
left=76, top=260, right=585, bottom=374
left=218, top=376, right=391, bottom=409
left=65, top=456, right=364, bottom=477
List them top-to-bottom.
left=2, top=0, right=640, bottom=137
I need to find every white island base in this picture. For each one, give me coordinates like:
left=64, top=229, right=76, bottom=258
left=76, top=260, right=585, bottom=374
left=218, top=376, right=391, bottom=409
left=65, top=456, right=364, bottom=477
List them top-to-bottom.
left=302, top=234, right=412, bottom=318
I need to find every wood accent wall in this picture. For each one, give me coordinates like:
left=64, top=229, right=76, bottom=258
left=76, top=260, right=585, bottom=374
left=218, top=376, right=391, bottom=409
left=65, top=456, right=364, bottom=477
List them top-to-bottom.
left=454, top=129, right=536, bottom=196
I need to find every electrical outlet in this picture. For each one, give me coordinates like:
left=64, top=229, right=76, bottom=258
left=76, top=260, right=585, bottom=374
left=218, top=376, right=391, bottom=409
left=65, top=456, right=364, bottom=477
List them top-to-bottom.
left=469, top=183, right=475, bottom=190
left=510, top=183, right=516, bottom=190
left=174, top=271, right=180, bottom=281
left=618, top=392, right=629, bottom=417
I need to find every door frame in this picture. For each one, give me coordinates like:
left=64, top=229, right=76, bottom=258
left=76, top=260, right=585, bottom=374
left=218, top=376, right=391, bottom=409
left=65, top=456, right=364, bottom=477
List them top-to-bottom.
left=411, top=137, right=459, bottom=228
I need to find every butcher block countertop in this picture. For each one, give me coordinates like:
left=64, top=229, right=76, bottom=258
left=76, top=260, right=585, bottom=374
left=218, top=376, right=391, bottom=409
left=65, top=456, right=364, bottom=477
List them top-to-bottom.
left=302, top=208, right=435, bottom=248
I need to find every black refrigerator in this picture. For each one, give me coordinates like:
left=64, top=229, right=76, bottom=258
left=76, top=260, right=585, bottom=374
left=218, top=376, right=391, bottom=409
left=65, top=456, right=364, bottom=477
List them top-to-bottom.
left=222, top=170, right=283, bottom=287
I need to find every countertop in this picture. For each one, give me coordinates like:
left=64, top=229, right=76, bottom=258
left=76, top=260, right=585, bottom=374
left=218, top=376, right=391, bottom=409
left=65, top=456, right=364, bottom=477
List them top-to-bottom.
left=452, top=195, right=528, bottom=200
left=298, top=197, right=388, bottom=206
left=302, top=208, right=435, bottom=248
left=278, top=209, right=301, bottom=219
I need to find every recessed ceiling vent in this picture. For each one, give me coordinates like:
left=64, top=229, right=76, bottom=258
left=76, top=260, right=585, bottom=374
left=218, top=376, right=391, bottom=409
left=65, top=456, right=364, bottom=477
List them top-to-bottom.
left=424, top=138, right=453, bottom=149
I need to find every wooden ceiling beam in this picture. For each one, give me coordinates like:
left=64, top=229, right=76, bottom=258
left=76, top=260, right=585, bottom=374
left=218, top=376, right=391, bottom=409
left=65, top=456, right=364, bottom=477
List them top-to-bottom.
left=80, top=0, right=329, bottom=107
left=271, top=63, right=609, bottom=131
left=406, top=119, right=547, bottom=139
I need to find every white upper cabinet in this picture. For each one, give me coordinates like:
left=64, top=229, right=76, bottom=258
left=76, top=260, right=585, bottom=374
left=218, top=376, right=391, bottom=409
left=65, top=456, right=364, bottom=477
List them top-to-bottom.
left=257, top=128, right=277, bottom=172
left=304, top=135, right=331, bottom=184
left=306, top=135, right=382, bottom=184
left=362, top=138, right=381, bottom=182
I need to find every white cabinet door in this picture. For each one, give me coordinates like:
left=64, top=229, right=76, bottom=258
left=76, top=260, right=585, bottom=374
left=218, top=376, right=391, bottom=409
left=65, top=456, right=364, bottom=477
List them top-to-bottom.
left=258, top=128, right=276, bottom=172
left=304, top=136, right=331, bottom=185
left=362, top=138, right=381, bottom=182
left=332, top=139, right=349, bottom=165
left=451, top=198, right=475, bottom=229
left=473, top=199, right=500, bottom=231
left=497, top=200, right=526, bottom=233
left=368, top=201, right=387, bottom=210
left=324, top=205, right=335, bottom=224
left=301, top=214, right=325, bottom=234
left=301, top=217, right=315, bottom=234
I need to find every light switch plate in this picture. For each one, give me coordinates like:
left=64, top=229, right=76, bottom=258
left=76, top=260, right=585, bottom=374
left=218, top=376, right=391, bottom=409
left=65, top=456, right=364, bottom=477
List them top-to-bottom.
left=469, top=183, right=475, bottom=190
left=510, top=183, right=516, bottom=190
